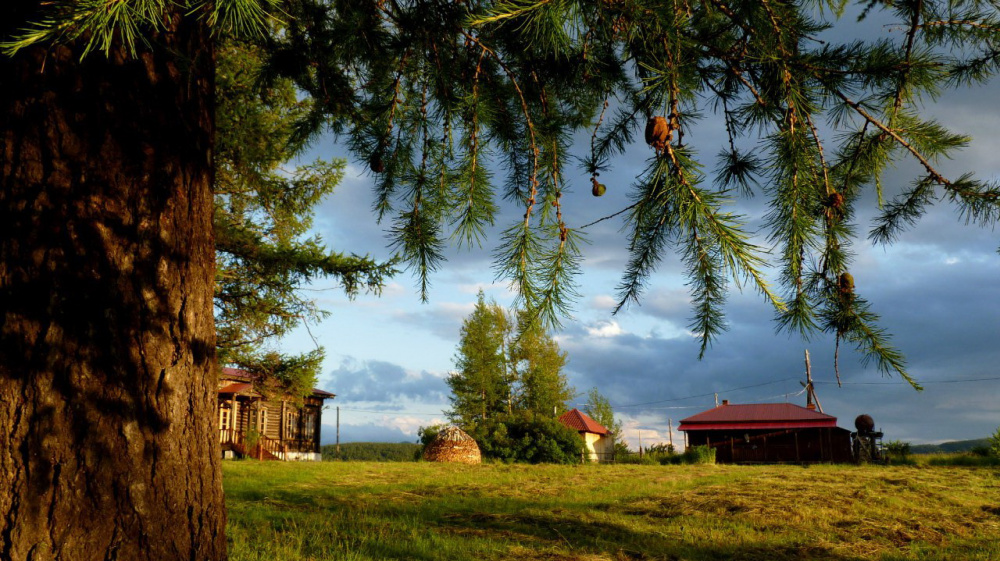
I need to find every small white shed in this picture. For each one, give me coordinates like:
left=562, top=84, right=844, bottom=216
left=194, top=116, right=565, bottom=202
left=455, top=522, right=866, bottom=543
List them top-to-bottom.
left=558, top=408, right=615, bottom=462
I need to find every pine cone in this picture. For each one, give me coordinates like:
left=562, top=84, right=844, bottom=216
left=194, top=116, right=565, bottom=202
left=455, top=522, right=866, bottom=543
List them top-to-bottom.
left=645, top=116, right=670, bottom=152
left=369, top=152, right=385, bottom=173
left=591, top=177, right=606, bottom=197
left=826, top=192, right=845, bottom=214
left=838, top=272, right=854, bottom=296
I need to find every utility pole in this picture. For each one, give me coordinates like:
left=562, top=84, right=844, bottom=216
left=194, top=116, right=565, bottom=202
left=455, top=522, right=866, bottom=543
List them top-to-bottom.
left=802, top=349, right=824, bottom=413
left=714, top=393, right=719, bottom=407
left=336, top=406, right=340, bottom=455
left=667, top=419, right=674, bottom=450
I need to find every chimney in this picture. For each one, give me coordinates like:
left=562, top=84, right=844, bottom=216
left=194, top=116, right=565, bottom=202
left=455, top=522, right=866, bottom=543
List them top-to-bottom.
left=721, top=399, right=729, bottom=406
left=806, top=403, right=816, bottom=410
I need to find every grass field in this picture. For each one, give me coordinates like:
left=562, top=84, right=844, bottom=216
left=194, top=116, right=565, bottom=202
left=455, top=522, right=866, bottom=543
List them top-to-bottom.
left=224, top=461, right=1000, bottom=560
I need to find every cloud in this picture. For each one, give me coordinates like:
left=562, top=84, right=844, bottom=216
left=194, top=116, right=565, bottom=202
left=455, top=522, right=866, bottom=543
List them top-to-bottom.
left=390, top=300, right=475, bottom=341
left=585, top=320, right=626, bottom=338
left=324, top=357, right=449, bottom=404
left=320, top=422, right=417, bottom=444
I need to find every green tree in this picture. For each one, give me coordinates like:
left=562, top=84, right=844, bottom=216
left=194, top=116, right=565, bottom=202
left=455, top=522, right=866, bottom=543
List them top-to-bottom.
left=214, top=37, right=396, bottom=394
left=447, top=291, right=511, bottom=423
left=448, top=294, right=576, bottom=461
left=512, top=312, right=574, bottom=417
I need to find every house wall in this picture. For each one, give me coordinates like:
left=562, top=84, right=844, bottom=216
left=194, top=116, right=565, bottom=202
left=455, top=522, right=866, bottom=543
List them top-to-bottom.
left=217, top=391, right=326, bottom=457
left=687, top=427, right=853, bottom=463
left=582, top=432, right=615, bottom=462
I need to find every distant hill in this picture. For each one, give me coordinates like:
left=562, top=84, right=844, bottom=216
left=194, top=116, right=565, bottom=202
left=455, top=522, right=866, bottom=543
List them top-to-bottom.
left=911, top=438, right=990, bottom=454
left=321, top=442, right=422, bottom=462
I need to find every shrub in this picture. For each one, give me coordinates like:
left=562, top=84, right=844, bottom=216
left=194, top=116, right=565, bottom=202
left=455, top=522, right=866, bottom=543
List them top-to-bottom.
left=465, top=413, right=584, bottom=464
left=418, top=424, right=446, bottom=447
left=990, top=426, right=1000, bottom=457
left=885, top=440, right=914, bottom=464
left=886, top=440, right=911, bottom=457
left=681, top=445, right=716, bottom=465
left=969, top=445, right=991, bottom=457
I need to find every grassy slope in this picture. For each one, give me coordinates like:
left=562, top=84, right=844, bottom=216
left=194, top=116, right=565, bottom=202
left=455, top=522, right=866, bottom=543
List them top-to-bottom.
left=224, top=461, right=1000, bottom=561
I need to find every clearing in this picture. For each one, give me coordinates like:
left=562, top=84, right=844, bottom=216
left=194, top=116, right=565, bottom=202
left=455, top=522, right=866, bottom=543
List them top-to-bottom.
left=224, top=461, right=1000, bottom=560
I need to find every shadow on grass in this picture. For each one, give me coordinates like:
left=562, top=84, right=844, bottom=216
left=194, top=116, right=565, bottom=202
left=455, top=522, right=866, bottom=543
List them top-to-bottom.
left=422, top=501, right=857, bottom=561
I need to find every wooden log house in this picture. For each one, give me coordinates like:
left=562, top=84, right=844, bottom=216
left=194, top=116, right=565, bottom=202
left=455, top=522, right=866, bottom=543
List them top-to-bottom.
left=217, top=367, right=335, bottom=461
left=678, top=401, right=854, bottom=464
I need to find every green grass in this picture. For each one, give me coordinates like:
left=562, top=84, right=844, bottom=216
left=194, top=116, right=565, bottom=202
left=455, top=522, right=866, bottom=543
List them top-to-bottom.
left=224, top=461, right=1000, bottom=560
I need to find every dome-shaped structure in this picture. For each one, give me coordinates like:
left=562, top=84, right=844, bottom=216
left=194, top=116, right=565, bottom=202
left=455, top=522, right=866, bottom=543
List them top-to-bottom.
left=855, top=414, right=875, bottom=433
left=422, top=426, right=481, bottom=464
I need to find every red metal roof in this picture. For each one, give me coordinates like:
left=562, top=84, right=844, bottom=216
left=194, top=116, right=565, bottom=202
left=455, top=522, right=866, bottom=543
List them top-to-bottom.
left=219, top=367, right=336, bottom=400
left=221, top=367, right=255, bottom=381
left=218, top=382, right=255, bottom=395
left=678, top=402, right=838, bottom=431
left=558, top=408, right=610, bottom=435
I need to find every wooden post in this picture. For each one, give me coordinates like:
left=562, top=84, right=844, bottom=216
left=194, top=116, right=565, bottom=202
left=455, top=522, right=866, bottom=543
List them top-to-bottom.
left=805, top=350, right=813, bottom=410
left=280, top=400, right=287, bottom=442
left=314, top=405, right=322, bottom=453
left=336, top=406, right=341, bottom=455
left=667, top=419, right=674, bottom=450
left=794, top=432, right=800, bottom=462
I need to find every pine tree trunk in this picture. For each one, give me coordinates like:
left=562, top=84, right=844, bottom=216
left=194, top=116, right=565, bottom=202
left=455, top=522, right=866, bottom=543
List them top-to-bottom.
left=0, top=6, right=226, bottom=561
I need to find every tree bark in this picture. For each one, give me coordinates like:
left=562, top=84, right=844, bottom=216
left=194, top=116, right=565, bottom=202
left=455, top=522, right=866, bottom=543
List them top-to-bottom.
left=0, top=6, right=226, bottom=561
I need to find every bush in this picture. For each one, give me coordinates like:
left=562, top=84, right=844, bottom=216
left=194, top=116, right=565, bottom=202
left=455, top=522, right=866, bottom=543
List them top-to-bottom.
left=466, top=413, right=585, bottom=464
left=417, top=424, right=446, bottom=447
left=990, top=426, right=1000, bottom=457
left=885, top=440, right=914, bottom=464
left=886, top=440, right=911, bottom=457
left=679, top=445, right=716, bottom=465
left=969, top=445, right=991, bottom=457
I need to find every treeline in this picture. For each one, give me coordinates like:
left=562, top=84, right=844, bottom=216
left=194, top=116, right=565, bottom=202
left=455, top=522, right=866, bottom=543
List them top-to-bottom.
left=910, top=438, right=990, bottom=455
left=321, top=442, right=421, bottom=462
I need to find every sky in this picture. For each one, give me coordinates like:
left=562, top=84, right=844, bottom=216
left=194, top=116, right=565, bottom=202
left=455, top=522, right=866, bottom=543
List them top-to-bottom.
left=278, top=9, right=1000, bottom=449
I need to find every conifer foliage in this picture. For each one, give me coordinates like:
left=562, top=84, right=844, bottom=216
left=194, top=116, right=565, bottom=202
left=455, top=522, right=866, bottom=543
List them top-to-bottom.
left=11, top=1, right=1000, bottom=383
left=214, top=37, right=396, bottom=395
left=447, top=291, right=579, bottom=462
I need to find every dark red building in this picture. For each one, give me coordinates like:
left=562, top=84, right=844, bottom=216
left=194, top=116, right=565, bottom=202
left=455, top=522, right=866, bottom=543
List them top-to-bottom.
left=678, top=401, right=853, bottom=464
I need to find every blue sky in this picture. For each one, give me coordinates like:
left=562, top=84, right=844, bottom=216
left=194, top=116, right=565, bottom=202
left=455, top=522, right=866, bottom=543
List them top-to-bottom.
left=278, top=12, right=1000, bottom=448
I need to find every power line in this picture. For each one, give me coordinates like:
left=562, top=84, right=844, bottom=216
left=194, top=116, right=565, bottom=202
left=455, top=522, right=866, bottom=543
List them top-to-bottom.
left=814, top=375, right=1000, bottom=386
left=614, top=377, right=799, bottom=408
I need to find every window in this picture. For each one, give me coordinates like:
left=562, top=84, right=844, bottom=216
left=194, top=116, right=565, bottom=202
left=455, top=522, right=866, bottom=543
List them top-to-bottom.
left=219, top=406, right=231, bottom=432
left=286, top=410, right=298, bottom=439
left=302, top=410, right=315, bottom=440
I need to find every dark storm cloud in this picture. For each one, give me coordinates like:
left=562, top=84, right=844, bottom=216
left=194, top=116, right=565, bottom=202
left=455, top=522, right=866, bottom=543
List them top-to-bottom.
left=560, top=236, right=1000, bottom=445
left=324, top=357, right=449, bottom=403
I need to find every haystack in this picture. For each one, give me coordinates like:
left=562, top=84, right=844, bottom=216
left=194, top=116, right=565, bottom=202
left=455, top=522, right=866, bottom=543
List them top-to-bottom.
left=423, top=426, right=481, bottom=464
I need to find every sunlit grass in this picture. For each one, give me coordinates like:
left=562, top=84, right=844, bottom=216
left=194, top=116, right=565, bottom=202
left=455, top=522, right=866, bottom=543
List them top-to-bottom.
left=224, top=461, right=1000, bottom=560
